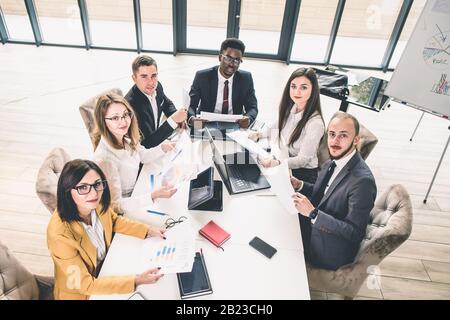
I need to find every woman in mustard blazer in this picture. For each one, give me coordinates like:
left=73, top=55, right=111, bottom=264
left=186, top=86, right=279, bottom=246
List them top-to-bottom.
left=47, top=159, right=166, bottom=300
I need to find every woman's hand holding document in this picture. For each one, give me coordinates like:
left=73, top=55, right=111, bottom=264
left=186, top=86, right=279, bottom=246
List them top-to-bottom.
left=226, top=130, right=270, bottom=159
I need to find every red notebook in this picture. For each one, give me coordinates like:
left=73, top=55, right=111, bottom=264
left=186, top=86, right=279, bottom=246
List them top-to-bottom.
left=199, top=220, right=231, bottom=247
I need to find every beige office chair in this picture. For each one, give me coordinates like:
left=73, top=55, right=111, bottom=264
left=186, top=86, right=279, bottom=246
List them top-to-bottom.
left=79, top=88, right=123, bottom=148
left=317, top=123, right=378, bottom=167
left=35, top=148, right=71, bottom=214
left=306, top=184, right=413, bottom=299
left=0, top=240, right=53, bottom=300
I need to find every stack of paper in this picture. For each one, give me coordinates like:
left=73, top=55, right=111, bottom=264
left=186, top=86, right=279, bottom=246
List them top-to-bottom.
left=200, top=111, right=243, bottom=122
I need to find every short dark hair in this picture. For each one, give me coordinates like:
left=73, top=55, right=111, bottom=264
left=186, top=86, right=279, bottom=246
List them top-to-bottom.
left=220, top=38, right=245, bottom=55
left=132, top=55, right=157, bottom=75
left=328, top=111, right=360, bottom=135
left=57, top=159, right=111, bottom=223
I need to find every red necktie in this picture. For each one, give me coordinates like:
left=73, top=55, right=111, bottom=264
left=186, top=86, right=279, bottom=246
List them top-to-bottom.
left=222, top=80, right=229, bottom=114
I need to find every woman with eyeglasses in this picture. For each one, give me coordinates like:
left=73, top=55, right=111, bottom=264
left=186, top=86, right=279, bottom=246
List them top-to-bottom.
left=249, top=68, right=325, bottom=184
left=93, top=93, right=177, bottom=213
left=47, top=159, right=166, bottom=300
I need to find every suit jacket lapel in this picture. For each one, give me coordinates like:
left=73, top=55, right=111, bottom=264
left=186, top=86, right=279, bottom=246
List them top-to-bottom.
left=209, top=67, right=219, bottom=113
left=231, top=71, right=239, bottom=114
left=155, top=84, right=164, bottom=128
left=135, top=85, right=156, bottom=131
left=319, top=153, right=360, bottom=206
left=99, top=210, right=112, bottom=249
left=68, top=220, right=97, bottom=268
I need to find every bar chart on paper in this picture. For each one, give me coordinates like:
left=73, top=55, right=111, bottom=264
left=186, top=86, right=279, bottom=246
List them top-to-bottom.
left=142, top=239, right=195, bottom=274
left=153, top=243, right=177, bottom=263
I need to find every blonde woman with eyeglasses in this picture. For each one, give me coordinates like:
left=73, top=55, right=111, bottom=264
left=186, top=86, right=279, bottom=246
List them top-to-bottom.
left=93, top=93, right=177, bottom=213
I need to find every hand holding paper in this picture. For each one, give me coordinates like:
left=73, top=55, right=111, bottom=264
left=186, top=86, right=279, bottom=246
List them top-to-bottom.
left=261, top=161, right=299, bottom=215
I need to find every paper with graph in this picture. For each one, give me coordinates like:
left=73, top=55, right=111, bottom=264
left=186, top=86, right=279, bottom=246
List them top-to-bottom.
left=140, top=217, right=196, bottom=274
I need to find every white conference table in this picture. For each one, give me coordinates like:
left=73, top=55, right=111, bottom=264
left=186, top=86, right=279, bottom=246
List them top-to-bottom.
left=91, top=134, right=310, bottom=300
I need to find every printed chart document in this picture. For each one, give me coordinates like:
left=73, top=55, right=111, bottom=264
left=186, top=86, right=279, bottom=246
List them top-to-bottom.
left=200, top=111, right=243, bottom=122
left=159, top=130, right=207, bottom=186
left=261, top=161, right=298, bottom=216
left=140, top=217, right=196, bottom=274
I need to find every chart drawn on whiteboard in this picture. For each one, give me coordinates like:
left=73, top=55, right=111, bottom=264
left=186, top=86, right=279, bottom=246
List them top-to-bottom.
left=423, top=26, right=450, bottom=70
left=431, top=73, right=450, bottom=95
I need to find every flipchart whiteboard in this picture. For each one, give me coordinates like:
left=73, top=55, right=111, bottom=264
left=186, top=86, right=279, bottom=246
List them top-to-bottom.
left=385, top=0, right=450, bottom=118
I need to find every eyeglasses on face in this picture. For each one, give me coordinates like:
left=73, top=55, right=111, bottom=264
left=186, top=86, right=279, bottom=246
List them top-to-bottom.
left=221, top=54, right=242, bottom=65
left=104, top=111, right=133, bottom=123
left=73, top=180, right=107, bottom=195
left=164, top=216, right=187, bottom=229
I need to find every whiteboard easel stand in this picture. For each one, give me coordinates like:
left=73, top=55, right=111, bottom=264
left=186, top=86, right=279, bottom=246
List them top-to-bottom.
left=386, top=98, right=449, bottom=203
left=410, top=111, right=425, bottom=142
left=424, top=126, right=450, bottom=204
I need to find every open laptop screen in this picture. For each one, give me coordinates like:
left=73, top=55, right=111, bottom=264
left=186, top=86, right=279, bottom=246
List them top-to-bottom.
left=205, top=128, right=230, bottom=182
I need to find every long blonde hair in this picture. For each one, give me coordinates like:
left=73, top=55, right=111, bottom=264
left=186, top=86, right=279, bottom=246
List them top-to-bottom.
left=93, top=93, right=141, bottom=151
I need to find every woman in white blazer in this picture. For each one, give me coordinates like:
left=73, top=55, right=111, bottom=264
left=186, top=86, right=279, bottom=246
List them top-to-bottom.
left=249, top=68, right=325, bottom=184
left=93, top=93, right=177, bottom=213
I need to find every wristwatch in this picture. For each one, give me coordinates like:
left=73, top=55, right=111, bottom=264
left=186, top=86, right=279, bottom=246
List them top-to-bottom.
left=309, top=208, right=319, bottom=220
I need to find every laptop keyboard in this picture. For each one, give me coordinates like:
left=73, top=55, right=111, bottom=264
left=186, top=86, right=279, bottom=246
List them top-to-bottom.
left=227, top=165, right=253, bottom=192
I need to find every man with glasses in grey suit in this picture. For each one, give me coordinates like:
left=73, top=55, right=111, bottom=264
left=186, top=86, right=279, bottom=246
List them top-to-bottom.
left=187, top=38, right=258, bottom=129
left=290, top=112, right=377, bottom=270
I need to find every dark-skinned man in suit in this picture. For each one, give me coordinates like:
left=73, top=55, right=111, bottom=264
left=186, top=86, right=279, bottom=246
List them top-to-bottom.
left=188, top=38, right=258, bottom=129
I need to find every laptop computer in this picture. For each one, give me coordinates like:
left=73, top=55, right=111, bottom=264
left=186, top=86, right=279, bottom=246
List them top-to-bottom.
left=206, top=128, right=270, bottom=195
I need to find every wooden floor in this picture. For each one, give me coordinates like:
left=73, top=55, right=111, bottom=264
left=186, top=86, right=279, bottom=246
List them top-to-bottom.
left=0, top=44, right=449, bottom=300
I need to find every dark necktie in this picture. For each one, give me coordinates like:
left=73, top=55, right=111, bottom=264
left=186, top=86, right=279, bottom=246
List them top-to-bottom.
left=222, top=80, right=229, bottom=114
left=311, top=161, right=336, bottom=207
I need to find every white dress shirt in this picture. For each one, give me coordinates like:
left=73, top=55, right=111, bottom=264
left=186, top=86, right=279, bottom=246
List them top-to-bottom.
left=213, top=68, right=234, bottom=114
left=143, top=91, right=177, bottom=129
left=261, top=108, right=324, bottom=169
left=94, top=137, right=164, bottom=198
left=310, top=149, right=356, bottom=224
left=324, top=149, right=356, bottom=195
left=81, top=210, right=106, bottom=262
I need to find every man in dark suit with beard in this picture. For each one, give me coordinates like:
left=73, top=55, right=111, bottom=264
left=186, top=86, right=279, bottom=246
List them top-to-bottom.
left=291, top=112, right=377, bottom=270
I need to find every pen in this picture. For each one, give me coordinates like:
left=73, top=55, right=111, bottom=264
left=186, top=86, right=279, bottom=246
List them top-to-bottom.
left=150, top=174, right=154, bottom=191
left=146, top=209, right=167, bottom=216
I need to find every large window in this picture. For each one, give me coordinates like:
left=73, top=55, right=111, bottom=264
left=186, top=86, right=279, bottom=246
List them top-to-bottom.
left=0, top=0, right=427, bottom=71
left=1, top=0, right=34, bottom=41
left=34, top=0, right=84, bottom=45
left=86, top=0, right=135, bottom=49
left=186, top=0, right=228, bottom=50
left=238, top=0, right=286, bottom=55
left=291, top=0, right=338, bottom=63
left=331, top=0, right=403, bottom=67
left=388, top=0, right=426, bottom=69
left=141, top=1, right=173, bottom=51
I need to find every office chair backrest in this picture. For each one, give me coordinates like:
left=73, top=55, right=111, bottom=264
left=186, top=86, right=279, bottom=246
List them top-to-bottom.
left=79, top=88, right=123, bottom=148
left=317, top=123, right=378, bottom=167
left=36, top=147, right=71, bottom=214
left=306, top=184, right=412, bottom=299
left=0, top=240, right=39, bottom=300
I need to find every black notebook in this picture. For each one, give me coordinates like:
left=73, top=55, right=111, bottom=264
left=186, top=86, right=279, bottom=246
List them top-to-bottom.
left=188, top=167, right=223, bottom=211
left=177, top=251, right=213, bottom=299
